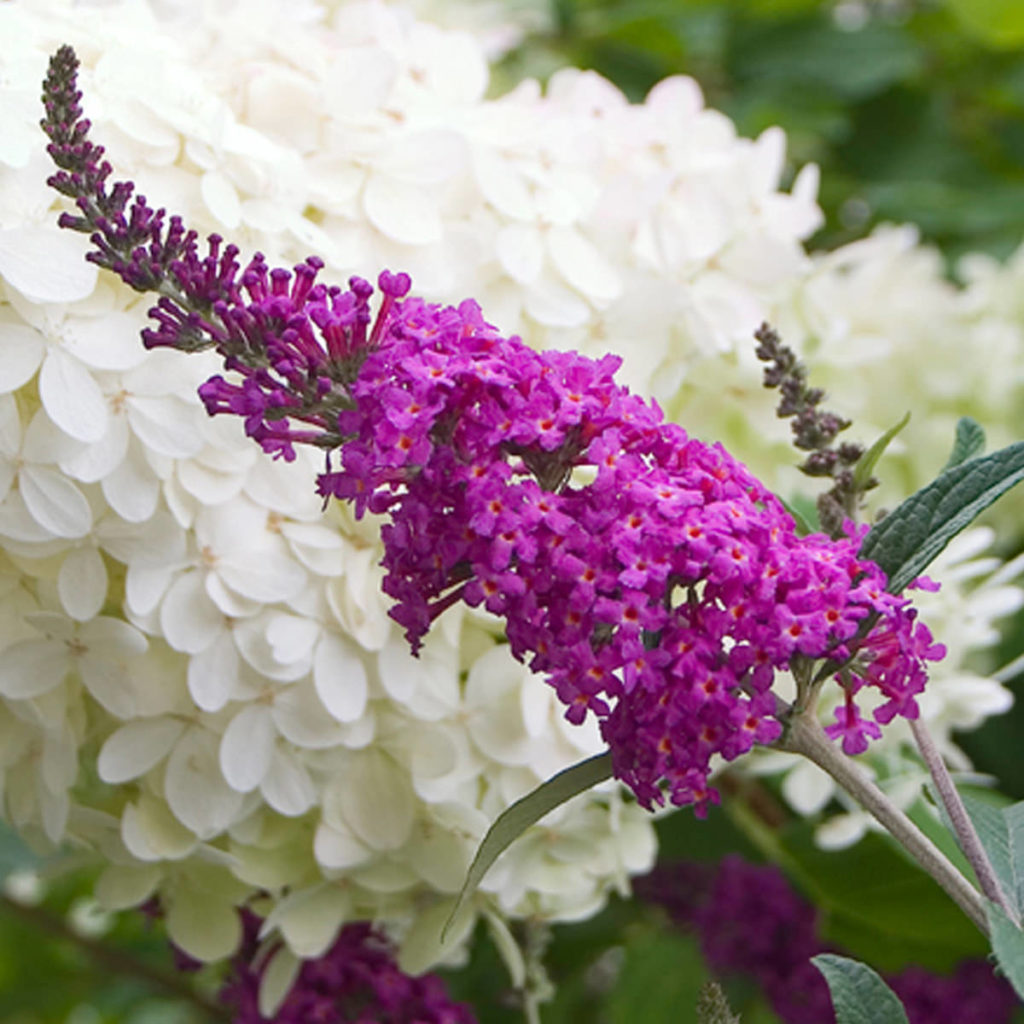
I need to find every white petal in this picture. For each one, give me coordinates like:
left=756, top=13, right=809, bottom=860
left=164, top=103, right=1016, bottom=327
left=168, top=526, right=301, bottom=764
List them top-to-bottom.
left=322, top=47, right=398, bottom=113
left=377, top=130, right=465, bottom=185
left=473, top=147, right=534, bottom=219
left=201, top=171, right=242, bottom=229
left=364, top=175, right=442, bottom=245
left=496, top=224, right=544, bottom=284
left=0, top=225, right=98, bottom=303
left=548, top=226, right=622, bottom=302
left=524, top=278, right=590, bottom=328
left=62, top=312, right=147, bottom=371
left=0, top=323, right=43, bottom=393
left=38, top=349, right=108, bottom=443
left=127, top=396, right=204, bottom=459
left=60, top=418, right=130, bottom=483
left=101, top=448, right=160, bottom=523
left=19, top=465, right=92, bottom=538
left=0, top=490, right=56, bottom=543
left=57, top=546, right=107, bottom=621
left=219, top=548, right=306, bottom=604
left=125, top=563, right=176, bottom=619
left=160, top=572, right=223, bottom=654
left=206, top=572, right=261, bottom=618
left=266, top=614, right=320, bottom=665
left=80, top=616, right=148, bottom=656
left=314, top=632, right=367, bottom=723
left=187, top=633, right=239, bottom=712
left=0, top=639, right=67, bottom=699
left=79, top=656, right=141, bottom=719
left=272, top=678, right=360, bottom=749
left=220, top=706, right=276, bottom=793
left=98, top=718, right=187, bottom=784
left=165, top=728, right=245, bottom=838
left=261, top=748, right=316, bottom=817
left=333, top=750, right=414, bottom=852
left=781, top=760, right=835, bottom=816
left=121, top=795, right=199, bottom=862
left=408, top=817, right=475, bottom=893
left=313, top=820, right=372, bottom=870
left=94, top=863, right=161, bottom=911
left=276, top=885, right=350, bottom=959
left=166, top=888, right=242, bottom=962
left=397, top=899, right=475, bottom=975
left=258, top=947, right=302, bottom=1021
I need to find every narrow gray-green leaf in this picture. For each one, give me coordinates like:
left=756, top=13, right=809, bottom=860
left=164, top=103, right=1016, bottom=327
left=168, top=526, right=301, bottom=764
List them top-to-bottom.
left=852, top=411, right=910, bottom=492
left=942, top=416, right=986, bottom=471
left=858, top=439, right=1024, bottom=593
left=780, top=494, right=817, bottom=536
left=442, top=751, right=613, bottom=939
left=952, top=792, right=1018, bottom=919
left=1006, top=801, right=1024, bottom=916
left=988, top=902, right=1024, bottom=1001
left=812, top=954, right=910, bottom=1024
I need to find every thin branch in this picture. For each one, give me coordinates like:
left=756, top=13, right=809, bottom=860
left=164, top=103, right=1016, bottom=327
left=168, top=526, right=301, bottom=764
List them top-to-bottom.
left=776, top=712, right=989, bottom=934
left=909, top=717, right=1017, bottom=924
left=0, top=894, right=229, bottom=1020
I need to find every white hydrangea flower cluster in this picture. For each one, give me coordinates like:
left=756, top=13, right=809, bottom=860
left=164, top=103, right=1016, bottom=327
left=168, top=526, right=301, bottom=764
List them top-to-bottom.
left=0, top=0, right=665, bottom=970
left=1, top=0, right=1021, bottom=975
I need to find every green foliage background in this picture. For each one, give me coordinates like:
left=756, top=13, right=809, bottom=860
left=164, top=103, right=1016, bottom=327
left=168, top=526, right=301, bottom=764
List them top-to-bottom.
left=8, top=1, right=1024, bottom=1021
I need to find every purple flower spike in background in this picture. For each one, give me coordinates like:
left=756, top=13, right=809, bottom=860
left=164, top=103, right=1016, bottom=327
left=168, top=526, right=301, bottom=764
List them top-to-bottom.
left=638, top=856, right=1018, bottom=1024
left=221, top=912, right=476, bottom=1024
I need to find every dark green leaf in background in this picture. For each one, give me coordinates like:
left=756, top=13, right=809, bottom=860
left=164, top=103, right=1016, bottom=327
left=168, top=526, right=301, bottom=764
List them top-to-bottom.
left=945, top=0, right=1024, bottom=48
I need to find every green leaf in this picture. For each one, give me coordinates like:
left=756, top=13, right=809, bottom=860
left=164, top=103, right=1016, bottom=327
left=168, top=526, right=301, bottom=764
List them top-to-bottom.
left=944, top=0, right=1024, bottom=48
left=852, top=411, right=910, bottom=492
left=942, top=417, right=986, bottom=471
left=858, top=438, right=1024, bottom=593
left=779, top=494, right=817, bottom=536
left=443, top=752, right=613, bottom=939
left=953, top=792, right=1022, bottom=919
left=749, top=822, right=987, bottom=971
left=988, top=902, right=1024, bottom=1001
left=607, top=927, right=707, bottom=1024
left=812, top=954, right=910, bottom=1024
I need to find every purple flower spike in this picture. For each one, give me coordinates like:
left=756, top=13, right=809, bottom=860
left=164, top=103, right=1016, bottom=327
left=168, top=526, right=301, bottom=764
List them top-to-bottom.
left=42, top=46, right=945, bottom=813
left=220, top=912, right=477, bottom=1024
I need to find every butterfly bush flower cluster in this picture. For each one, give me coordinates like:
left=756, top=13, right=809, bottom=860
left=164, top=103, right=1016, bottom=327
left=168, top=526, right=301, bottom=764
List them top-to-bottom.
left=43, top=47, right=943, bottom=816
left=637, top=856, right=1018, bottom=1024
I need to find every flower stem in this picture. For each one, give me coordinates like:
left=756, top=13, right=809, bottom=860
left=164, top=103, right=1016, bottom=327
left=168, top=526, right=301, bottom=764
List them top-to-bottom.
left=777, top=712, right=989, bottom=934
left=909, top=717, right=1016, bottom=923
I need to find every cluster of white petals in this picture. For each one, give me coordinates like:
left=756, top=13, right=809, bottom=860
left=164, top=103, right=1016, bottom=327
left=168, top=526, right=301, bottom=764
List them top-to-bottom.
left=1, top=0, right=1022, bottom=980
